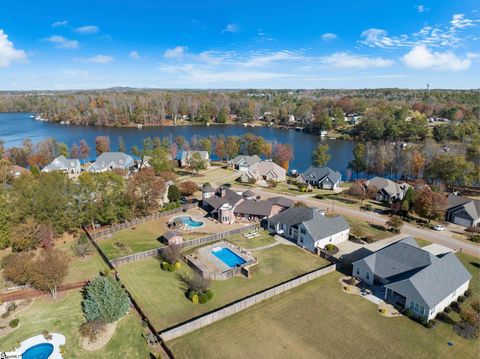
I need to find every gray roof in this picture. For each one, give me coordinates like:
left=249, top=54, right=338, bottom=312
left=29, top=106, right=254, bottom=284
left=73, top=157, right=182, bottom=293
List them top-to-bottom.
left=88, top=152, right=134, bottom=172
left=43, top=155, right=80, bottom=172
left=229, top=155, right=261, bottom=166
left=299, top=166, right=341, bottom=184
left=364, top=177, right=411, bottom=198
left=202, top=184, right=216, bottom=193
left=203, top=187, right=243, bottom=211
left=242, top=190, right=256, bottom=197
left=447, top=194, right=480, bottom=221
left=235, top=196, right=293, bottom=217
left=268, top=206, right=349, bottom=241
left=163, top=230, right=182, bottom=240
left=354, top=238, right=472, bottom=308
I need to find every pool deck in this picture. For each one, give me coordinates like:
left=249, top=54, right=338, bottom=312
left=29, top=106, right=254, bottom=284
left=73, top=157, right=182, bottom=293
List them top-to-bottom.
left=10, top=333, right=66, bottom=358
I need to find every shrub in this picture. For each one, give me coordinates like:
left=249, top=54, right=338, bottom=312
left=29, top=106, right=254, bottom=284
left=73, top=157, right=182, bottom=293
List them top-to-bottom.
left=315, top=194, right=325, bottom=200
left=365, top=204, right=373, bottom=211
left=466, top=226, right=480, bottom=233
left=365, top=235, right=374, bottom=244
left=469, top=235, right=480, bottom=243
left=325, top=244, right=335, bottom=251
left=161, top=262, right=169, bottom=271
left=174, top=262, right=181, bottom=270
left=168, top=263, right=176, bottom=272
left=205, top=289, right=214, bottom=300
left=465, top=289, right=472, bottom=297
left=188, top=290, right=199, bottom=301
left=199, top=293, right=208, bottom=304
left=191, top=294, right=199, bottom=304
left=458, top=295, right=465, bottom=303
left=471, top=299, right=480, bottom=313
left=451, top=301, right=461, bottom=313
left=444, top=306, right=452, bottom=313
left=460, top=308, right=478, bottom=326
left=404, top=309, right=413, bottom=318
left=436, top=312, right=456, bottom=325
left=8, top=319, right=19, bottom=328
left=79, top=319, right=106, bottom=342
left=425, top=319, right=436, bottom=328
left=42, top=330, right=50, bottom=339
left=59, top=345, right=67, bottom=355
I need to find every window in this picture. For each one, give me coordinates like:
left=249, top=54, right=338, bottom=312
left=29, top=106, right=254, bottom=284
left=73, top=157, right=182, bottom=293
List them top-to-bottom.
left=300, top=228, right=306, bottom=235
left=356, top=268, right=360, bottom=276
left=366, top=272, right=370, bottom=280
left=409, top=301, right=425, bottom=316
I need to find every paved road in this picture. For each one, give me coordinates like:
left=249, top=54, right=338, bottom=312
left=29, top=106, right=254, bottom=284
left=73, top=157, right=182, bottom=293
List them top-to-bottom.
left=248, top=187, right=480, bottom=258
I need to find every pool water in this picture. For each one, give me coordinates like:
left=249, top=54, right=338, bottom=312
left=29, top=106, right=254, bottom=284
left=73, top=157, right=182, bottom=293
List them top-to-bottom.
left=175, top=216, right=204, bottom=228
left=212, top=248, right=246, bottom=268
left=21, top=343, right=54, bottom=359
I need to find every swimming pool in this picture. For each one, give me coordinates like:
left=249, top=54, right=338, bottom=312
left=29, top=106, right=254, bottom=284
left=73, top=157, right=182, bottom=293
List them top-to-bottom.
left=174, top=216, right=204, bottom=228
left=212, top=248, right=247, bottom=268
left=21, top=343, right=54, bottom=359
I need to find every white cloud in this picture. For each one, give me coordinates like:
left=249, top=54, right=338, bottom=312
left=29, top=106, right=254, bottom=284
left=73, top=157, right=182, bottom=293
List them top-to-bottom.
left=414, top=5, right=429, bottom=13
left=450, top=14, right=476, bottom=29
left=51, top=20, right=68, bottom=28
left=222, top=24, right=238, bottom=33
left=74, top=25, right=99, bottom=34
left=360, top=28, right=410, bottom=48
left=0, top=29, right=27, bottom=67
left=321, top=33, right=337, bottom=41
left=45, top=35, right=79, bottom=49
left=402, top=45, right=476, bottom=71
left=164, top=46, right=187, bottom=59
left=130, top=51, right=140, bottom=60
left=241, top=51, right=304, bottom=67
left=320, top=52, right=394, bottom=69
left=79, top=55, right=114, bottom=64
left=61, top=69, right=91, bottom=78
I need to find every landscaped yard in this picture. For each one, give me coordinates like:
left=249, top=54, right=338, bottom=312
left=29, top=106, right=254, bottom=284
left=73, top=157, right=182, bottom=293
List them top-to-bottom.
left=345, top=216, right=391, bottom=241
left=118, top=239, right=329, bottom=330
left=168, top=252, right=480, bottom=359
left=0, top=290, right=150, bottom=358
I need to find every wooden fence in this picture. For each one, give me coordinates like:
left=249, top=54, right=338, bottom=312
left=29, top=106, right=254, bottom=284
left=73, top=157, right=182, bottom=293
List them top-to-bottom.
left=88, top=202, right=198, bottom=240
left=110, top=224, right=259, bottom=267
left=159, top=263, right=337, bottom=341
left=0, top=280, right=88, bottom=302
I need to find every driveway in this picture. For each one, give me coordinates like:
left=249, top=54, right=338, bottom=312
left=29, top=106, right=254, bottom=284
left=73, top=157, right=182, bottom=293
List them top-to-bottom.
left=244, top=187, right=480, bottom=258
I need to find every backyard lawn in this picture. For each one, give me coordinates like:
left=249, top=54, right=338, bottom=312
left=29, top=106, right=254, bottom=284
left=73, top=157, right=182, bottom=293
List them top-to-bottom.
left=179, top=167, right=241, bottom=186
left=227, top=231, right=277, bottom=249
left=118, top=240, right=329, bottom=330
left=57, top=241, right=107, bottom=283
left=168, top=252, right=480, bottom=359
left=0, top=290, right=151, bottom=358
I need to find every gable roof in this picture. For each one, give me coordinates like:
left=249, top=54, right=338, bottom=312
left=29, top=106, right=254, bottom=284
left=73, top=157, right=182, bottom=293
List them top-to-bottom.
left=181, top=151, right=209, bottom=161
left=88, top=152, right=134, bottom=172
left=43, top=155, right=80, bottom=172
left=229, top=155, right=261, bottom=167
left=299, top=166, right=341, bottom=184
left=364, top=177, right=411, bottom=198
left=203, top=187, right=243, bottom=211
left=447, top=194, right=480, bottom=221
left=163, top=230, right=182, bottom=240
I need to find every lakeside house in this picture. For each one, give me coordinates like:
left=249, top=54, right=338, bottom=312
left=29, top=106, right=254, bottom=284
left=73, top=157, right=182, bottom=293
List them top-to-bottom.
left=180, top=150, right=211, bottom=168
left=87, top=152, right=134, bottom=173
left=42, top=155, right=81, bottom=175
left=227, top=155, right=261, bottom=171
left=238, top=160, right=287, bottom=184
left=297, top=166, right=342, bottom=190
left=363, top=177, right=411, bottom=202
left=201, top=185, right=293, bottom=224
left=446, top=193, right=480, bottom=227
left=267, top=206, right=350, bottom=252
left=352, top=237, right=471, bottom=321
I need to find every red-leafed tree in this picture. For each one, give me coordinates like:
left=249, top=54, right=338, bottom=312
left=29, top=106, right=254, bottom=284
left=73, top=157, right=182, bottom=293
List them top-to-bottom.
left=95, top=136, right=110, bottom=156
left=272, top=143, right=294, bottom=171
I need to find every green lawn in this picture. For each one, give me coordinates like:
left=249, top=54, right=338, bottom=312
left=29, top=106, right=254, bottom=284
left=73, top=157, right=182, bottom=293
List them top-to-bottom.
left=346, top=216, right=391, bottom=241
left=227, top=231, right=277, bottom=249
left=57, top=241, right=107, bottom=283
left=118, top=242, right=329, bottom=330
left=168, top=252, right=480, bottom=359
left=0, top=290, right=151, bottom=358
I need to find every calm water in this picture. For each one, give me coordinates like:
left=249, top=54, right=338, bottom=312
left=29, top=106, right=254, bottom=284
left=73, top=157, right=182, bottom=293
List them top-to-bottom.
left=0, top=112, right=355, bottom=176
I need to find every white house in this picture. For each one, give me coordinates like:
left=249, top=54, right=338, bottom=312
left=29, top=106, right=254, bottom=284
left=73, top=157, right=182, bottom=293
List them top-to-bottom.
left=87, top=152, right=134, bottom=173
left=42, top=155, right=81, bottom=175
left=227, top=155, right=261, bottom=171
left=239, top=160, right=287, bottom=184
left=267, top=206, right=350, bottom=252
left=352, top=237, right=471, bottom=321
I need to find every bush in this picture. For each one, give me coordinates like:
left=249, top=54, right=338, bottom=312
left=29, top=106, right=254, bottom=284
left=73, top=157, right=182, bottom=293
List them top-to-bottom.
left=315, top=194, right=325, bottom=200
left=365, top=204, right=373, bottom=211
left=466, top=226, right=480, bottom=233
left=364, top=235, right=374, bottom=244
left=469, top=235, right=480, bottom=243
left=325, top=244, right=335, bottom=251
left=161, top=262, right=169, bottom=271
left=174, top=262, right=181, bottom=270
left=168, top=263, right=176, bottom=272
left=205, top=289, right=214, bottom=300
left=464, top=289, right=471, bottom=297
left=188, top=290, right=199, bottom=301
left=199, top=293, right=208, bottom=304
left=191, top=294, right=199, bottom=304
left=458, top=295, right=465, bottom=303
left=471, top=299, right=480, bottom=313
left=451, top=301, right=461, bottom=313
left=444, top=306, right=452, bottom=313
left=404, top=309, right=413, bottom=318
left=436, top=312, right=456, bottom=325
left=8, top=318, right=19, bottom=328
left=79, top=319, right=106, bottom=342
left=425, top=319, right=436, bottom=329
left=59, top=345, right=67, bottom=355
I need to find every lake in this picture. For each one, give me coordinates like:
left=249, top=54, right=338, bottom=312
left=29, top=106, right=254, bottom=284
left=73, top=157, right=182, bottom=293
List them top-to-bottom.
left=0, top=112, right=355, bottom=176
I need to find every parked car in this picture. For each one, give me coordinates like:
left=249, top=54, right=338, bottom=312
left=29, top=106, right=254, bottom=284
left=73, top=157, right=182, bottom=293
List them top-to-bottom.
left=433, top=224, right=445, bottom=231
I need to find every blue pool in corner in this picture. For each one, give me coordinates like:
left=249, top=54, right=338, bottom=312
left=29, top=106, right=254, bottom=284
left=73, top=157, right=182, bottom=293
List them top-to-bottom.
left=212, top=248, right=246, bottom=268
left=21, top=343, right=54, bottom=359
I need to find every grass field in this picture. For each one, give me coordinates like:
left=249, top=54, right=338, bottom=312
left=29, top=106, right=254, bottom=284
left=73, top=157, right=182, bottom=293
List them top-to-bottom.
left=179, top=167, right=241, bottom=186
left=345, top=216, right=391, bottom=241
left=227, top=231, right=277, bottom=249
left=57, top=241, right=106, bottom=283
left=118, top=241, right=329, bottom=330
left=168, top=252, right=480, bottom=359
left=0, top=290, right=150, bottom=358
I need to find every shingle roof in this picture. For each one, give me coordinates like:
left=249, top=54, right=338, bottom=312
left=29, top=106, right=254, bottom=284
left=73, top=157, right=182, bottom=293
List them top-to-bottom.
left=88, top=152, right=134, bottom=172
left=43, top=155, right=80, bottom=172
left=229, top=155, right=261, bottom=166
left=299, top=166, right=341, bottom=184
left=364, top=177, right=411, bottom=198
left=202, top=184, right=216, bottom=193
left=203, top=188, right=243, bottom=211
left=242, top=190, right=256, bottom=197
left=447, top=194, right=480, bottom=221
left=267, top=196, right=294, bottom=208
left=163, top=230, right=182, bottom=240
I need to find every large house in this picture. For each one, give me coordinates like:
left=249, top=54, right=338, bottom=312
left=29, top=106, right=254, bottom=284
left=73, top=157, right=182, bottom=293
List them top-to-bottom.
left=180, top=151, right=210, bottom=168
left=87, top=152, right=134, bottom=173
left=42, top=155, right=81, bottom=175
left=227, top=155, right=261, bottom=171
left=238, top=160, right=286, bottom=184
left=297, top=166, right=342, bottom=190
left=363, top=177, right=411, bottom=202
left=202, top=185, right=293, bottom=224
left=446, top=194, right=480, bottom=227
left=267, top=206, right=350, bottom=252
left=352, top=237, right=471, bottom=321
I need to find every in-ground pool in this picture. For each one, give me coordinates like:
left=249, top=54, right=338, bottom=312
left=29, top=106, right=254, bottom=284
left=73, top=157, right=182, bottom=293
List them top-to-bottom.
left=174, top=215, right=204, bottom=228
left=212, top=247, right=247, bottom=268
left=21, top=343, right=54, bottom=359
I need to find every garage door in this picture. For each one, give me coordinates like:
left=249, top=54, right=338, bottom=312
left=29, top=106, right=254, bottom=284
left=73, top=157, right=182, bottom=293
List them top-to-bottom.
left=454, top=216, right=471, bottom=227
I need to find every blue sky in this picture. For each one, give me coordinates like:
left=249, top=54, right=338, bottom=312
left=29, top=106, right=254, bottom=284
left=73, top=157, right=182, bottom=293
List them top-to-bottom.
left=1, top=0, right=479, bottom=89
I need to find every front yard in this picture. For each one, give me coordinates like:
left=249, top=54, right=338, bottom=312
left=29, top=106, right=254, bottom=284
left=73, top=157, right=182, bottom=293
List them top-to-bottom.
left=345, top=216, right=392, bottom=242
left=118, top=236, right=329, bottom=330
left=168, top=251, right=480, bottom=359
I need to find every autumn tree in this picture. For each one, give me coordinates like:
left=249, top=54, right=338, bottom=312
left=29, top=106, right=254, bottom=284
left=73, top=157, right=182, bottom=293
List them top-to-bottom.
left=95, top=136, right=110, bottom=156
left=214, top=138, right=226, bottom=160
left=79, top=139, right=90, bottom=161
left=272, top=143, right=294, bottom=170
left=312, top=144, right=331, bottom=167
left=146, top=147, right=172, bottom=174
left=411, top=150, right=426, bottom=179
left=188, top=152, right=207, bottom=173
left=127, top=168, right=165, bottom=215
left=178, top=181, right=198, bottom=196
left=413, top=188, right=448, bottom=222
left=386, top=215, right=404, bottom=233
left=10, top=218, right=42, bottom=252
left=162, top=244, right=181, bottom=265
left=30, top=249, right=69, bottom=300
left=1, top=252, right=34, bottom=285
